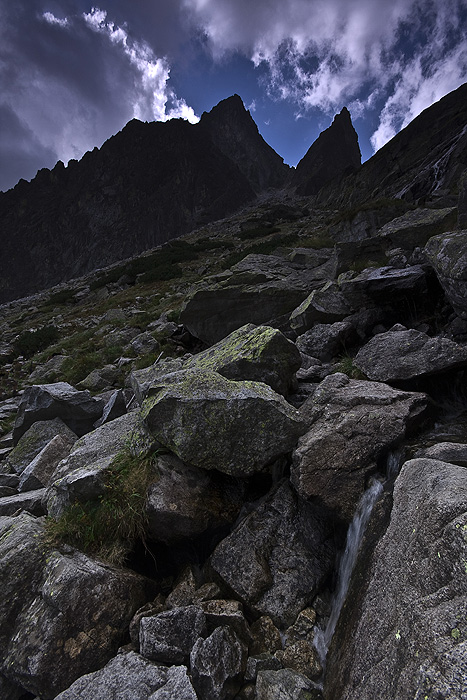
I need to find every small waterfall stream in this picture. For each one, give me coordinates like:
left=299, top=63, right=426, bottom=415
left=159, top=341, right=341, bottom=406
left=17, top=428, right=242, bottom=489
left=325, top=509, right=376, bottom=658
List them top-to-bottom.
left=314, top=450, right=403, bottom=668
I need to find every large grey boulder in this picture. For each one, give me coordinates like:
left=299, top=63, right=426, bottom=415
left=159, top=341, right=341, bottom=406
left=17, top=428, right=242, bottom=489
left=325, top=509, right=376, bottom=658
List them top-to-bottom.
left=377, top=206, right=457, bottom=249
left=425, top=229, right=467, bottom=317
left=180, top=254, right=330, bottom=344
left=339, top=265, right=428, bottom=303
left=295, top=321, right=357, bottom=361
left=133, top=324, right=301, bottom=400
left=354, top=325, right=467, bottom=382
left=141, top=370, right=307, bottom=477
left=291, top=373, right=428, bottom=520
left=13, top=383, right=105, bottom=443
left=46, top=412, right=149, bottom=518
left=6, top=418, right=77, bottom=474
left=18, top=433, right=75, bottom=492
left=418, top=441, right=467, bottom=466
left=145, top=453, right=244, bottom=544
left=326, top=458, right=467, bottom=700
left=210, top=481, right=338, bottom=626
left=0, top=514, right=154, bottom=699
left=139, top=605, right=207, bottom=664
left=190, top=625, right=247, bottom=700
left=54, top=651, right=196, bottom=700
left=256, top=668, right=319, bottom=700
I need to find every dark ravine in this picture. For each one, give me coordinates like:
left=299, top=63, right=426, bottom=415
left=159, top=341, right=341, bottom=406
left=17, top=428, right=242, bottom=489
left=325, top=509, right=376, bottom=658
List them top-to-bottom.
left=0, top=83, right=466, bottom=700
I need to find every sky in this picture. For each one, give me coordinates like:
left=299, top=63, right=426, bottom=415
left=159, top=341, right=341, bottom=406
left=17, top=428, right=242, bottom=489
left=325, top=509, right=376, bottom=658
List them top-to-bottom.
left=0, top=0, right=466, bottom=192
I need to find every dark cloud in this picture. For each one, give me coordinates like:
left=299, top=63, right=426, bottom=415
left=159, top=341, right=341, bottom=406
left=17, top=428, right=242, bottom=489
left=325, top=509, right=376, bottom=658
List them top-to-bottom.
left=0, top=1, right=197, bottom=192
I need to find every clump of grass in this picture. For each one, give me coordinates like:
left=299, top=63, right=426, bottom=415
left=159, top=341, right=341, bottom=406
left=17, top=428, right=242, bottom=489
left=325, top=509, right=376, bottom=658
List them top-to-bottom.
left=46, top=288, right=78, bottom=306
left=14, top=325, right=60, bottom=358
left=335, top=354, right=367, bottom=380
left=44, top=443, right=158, bottom=565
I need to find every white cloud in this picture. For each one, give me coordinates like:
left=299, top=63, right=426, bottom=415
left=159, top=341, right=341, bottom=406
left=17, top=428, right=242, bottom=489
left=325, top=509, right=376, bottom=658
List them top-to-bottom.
left=184, top=0, right=467, bottom=150
left=82, top=7, right=199, bottom=124
left=42, top=12, right=69, bottom=28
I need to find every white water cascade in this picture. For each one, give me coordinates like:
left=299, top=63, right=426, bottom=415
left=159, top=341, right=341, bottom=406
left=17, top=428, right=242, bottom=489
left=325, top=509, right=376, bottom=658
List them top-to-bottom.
left=314, top=450, right=403, bottom=668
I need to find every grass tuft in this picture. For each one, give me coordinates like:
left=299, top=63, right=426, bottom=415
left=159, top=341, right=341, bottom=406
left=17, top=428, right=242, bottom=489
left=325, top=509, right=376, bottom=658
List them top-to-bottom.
left=44, top=441, right=159, bottom=565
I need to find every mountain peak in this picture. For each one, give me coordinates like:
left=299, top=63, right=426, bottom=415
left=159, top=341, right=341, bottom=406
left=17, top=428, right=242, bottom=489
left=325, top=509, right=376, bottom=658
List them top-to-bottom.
left=294, top=107, right=361, bottom=195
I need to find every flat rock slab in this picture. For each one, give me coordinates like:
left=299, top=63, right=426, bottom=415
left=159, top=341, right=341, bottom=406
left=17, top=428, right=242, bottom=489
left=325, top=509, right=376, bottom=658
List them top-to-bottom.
left=425, top=229, right=467, bottom=318
left=180, top=254, right=329, bottom=344
left=354, top=326, right=467, bottom=382
left=141, top=370, right=307, bottom=477
left=291, top=373, right=428, bottom=520
left=13, top=383, right=105, bottom=443
left=326, top=458, right=467, bottom=700
left=210, top=481, right=338, bottom=627
left=0, top=488, right=46, bottom=516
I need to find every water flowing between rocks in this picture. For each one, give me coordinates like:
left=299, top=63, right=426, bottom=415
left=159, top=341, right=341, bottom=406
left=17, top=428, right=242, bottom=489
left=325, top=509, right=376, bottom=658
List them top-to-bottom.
left=313, top=450, right=403, bottom=670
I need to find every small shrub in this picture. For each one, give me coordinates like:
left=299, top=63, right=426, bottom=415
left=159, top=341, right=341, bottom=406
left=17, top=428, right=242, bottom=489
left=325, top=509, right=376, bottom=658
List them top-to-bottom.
left=47, top=289, right=77, bottom=306
left=14, top=325, right=60, bottom=358
left=335, top=354, right=367, bottom=380
left=44, top=442, right=158, bottom=565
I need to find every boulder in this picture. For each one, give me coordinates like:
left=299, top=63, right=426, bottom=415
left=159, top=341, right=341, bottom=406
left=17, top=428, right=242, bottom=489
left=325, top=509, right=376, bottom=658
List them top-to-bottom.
left=377, top=206, right=457, bottom=249
left=425, top=229, right=467, bottom=317
left=180, top=254, right=329, bottom=344
left=339, top=264, right=428, bottom=303
left=289, top=281, right=352, bottom=335
left=295, top=321, right=357, bottom=361
left=134, top=324, right=301, bottom=399
left=354, top=326, right=467, bottom=382
left=127, top=331, right=160, bottom=356
left=27, top=354, right=68, bottom=384
left=129, top=357, right=186, bottom=404
left=78, top=364, right=119, bottom=392
left=141, top=371, right=307, bottom=477
left=291, top=373, right=428, bottom=520
left=13, top=383, right=105, bottom=443
left=46, top=412, right=150, bottom=518
left=7, top=418, right=77, bottom=474
left=18, top=434, right=75, bottom=492
left=418, top=441, right=467, bottom=466
left=146, top=453, right=244, bottom=544
left=326, top=458, right=467, bottom=700
left=210, top=481, right=338, bottom=626
left=0, top=488, right=46, bottom=516
left=0, top=514, right=154, bottom=699
left=200, top=599, right=251, bottom=644
left=139, top=605, right=207, bottom=665
left=249, top=616, right=282, bottom=655
left=190, top=625, right=248, bottom=700
left=275, top=639, right=322, bottom=680
left=54, top=651, right=194, bottom=700
left=244, top=654, right=281, bottom=682
left=256, top=669, right=319, bottom=700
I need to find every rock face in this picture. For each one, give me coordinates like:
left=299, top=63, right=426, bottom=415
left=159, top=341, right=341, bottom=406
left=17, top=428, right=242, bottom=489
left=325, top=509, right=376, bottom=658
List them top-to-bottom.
left=294, top=107, right=361, bottom=195
left=425, top=230, right=467, bottom=318
left=354, top=326, right=467, bottom=382
left=141, top=370, right=306, bottom=477
left=291, top=373, right=429, bottom=520
left=326, top=458, right=467, bottom=700
left=210, top=481, right=339, bottom=626
left=0, top=514, right=154, bottom=699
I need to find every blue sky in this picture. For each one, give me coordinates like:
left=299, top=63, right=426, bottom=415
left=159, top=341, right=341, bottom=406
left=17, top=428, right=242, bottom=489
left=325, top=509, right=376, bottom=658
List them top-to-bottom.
left=0, top=0, right=466, bottom=191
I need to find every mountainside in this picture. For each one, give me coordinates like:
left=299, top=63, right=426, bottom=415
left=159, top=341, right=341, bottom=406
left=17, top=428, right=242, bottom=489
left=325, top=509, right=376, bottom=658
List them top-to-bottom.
left=0, top=82, right=466, bottom=700
left=331, top=82, right=467, bottom=207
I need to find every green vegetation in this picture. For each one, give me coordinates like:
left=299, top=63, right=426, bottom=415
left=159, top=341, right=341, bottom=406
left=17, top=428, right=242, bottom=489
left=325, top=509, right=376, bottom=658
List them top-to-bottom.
left=330, top=197, right=413, bottom=226
left=238, top=225, right=280, bottom=240
left=46, top=288, right=78, bottom=306
left=14, top=325, right=60, bottom=358
left=335, top=354, right=367, bottom=379
left=44, top=442, right=158, bottom=565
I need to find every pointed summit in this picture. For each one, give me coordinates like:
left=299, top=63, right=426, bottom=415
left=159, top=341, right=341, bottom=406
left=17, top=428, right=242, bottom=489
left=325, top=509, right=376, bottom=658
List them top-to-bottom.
left=199, top=95, right=290, bottom=192
left=294, top=107, right=361, bottom=195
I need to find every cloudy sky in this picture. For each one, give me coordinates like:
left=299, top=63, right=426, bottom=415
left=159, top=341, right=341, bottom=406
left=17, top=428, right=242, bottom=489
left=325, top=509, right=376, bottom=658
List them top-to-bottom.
left=1, top=0, right=466, bottom=192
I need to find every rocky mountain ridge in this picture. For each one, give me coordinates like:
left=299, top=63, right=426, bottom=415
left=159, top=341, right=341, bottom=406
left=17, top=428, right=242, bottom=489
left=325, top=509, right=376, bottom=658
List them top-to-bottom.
left=0, top=83, right=466, bottom=700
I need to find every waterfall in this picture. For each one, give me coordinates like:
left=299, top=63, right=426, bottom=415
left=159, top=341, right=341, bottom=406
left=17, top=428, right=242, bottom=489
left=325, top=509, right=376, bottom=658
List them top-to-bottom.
left=314, top=450, right=404, bottom=667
